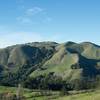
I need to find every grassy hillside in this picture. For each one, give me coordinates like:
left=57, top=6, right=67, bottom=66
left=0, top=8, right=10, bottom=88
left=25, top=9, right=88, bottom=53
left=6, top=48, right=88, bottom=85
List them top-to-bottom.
left=30, top=42, right=100, bottom=82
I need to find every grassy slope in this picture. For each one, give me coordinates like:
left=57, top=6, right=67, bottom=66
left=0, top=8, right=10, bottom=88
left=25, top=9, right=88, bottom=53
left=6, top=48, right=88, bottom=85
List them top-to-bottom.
left=81, top=42, right=100, bottom=60
left=30, top=46, right=79, bottom=77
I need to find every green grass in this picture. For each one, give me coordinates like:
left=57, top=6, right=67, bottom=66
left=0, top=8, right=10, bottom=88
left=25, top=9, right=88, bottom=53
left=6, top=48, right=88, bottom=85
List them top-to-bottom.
left=1, top=86, right=100, bottom=100
left=54, top=91, right=100, bottom=100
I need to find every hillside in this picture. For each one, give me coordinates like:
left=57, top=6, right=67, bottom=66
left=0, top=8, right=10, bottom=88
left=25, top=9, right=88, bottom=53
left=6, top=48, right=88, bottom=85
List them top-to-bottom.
left=0, top=41, right=100, bottom=90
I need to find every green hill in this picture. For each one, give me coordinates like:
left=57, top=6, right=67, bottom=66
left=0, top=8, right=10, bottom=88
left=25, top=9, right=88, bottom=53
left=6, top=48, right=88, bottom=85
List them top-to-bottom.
left=0, top=41, right=100, bottom=90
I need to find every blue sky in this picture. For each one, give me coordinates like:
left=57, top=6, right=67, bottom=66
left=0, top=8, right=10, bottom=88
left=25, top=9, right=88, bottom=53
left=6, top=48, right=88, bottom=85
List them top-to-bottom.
left=0, top=0, right=100, bottom=48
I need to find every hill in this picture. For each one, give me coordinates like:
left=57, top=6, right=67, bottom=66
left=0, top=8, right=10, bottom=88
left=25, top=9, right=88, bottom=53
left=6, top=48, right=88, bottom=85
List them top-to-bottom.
left=0, top=41, right=100, bottom=90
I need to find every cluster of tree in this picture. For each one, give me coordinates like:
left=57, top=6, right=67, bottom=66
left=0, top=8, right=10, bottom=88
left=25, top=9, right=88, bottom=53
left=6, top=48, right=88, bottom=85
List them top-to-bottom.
left=0, top=63, right=36, bottom=86
left=71, top=63, right=80, bottom=69
left=24, top=73, right=74, bottom=91
left=24, top=74, right=100, bottom=91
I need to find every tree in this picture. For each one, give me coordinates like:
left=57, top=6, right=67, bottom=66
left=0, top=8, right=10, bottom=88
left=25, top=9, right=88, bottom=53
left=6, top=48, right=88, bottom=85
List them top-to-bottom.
left=71, top=63, right=80, bottom=69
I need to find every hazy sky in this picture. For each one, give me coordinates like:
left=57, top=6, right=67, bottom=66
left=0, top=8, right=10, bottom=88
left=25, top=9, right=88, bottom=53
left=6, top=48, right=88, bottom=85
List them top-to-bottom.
left=0, top=0, right=100, bottom=48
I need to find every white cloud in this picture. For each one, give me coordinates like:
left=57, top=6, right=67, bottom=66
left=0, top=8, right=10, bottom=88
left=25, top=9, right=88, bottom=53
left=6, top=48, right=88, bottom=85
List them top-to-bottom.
left=16, top=6, right=52, bottom=24
left=16, top=6, right=44, bottom=24
left=26, top=7, right=43, bottom=16
left=0, top=31, right=64, bottom=48
left=0, top=32, right=43, bottom=48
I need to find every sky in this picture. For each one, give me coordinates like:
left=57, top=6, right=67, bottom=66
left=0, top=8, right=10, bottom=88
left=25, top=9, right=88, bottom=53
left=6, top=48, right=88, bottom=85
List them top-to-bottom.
left=0, top=0, right=100, bottom=48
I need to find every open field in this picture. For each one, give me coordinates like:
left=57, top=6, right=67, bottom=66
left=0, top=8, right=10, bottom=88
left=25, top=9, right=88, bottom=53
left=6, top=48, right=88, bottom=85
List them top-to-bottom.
left=0, top=86, right=100, bottom=100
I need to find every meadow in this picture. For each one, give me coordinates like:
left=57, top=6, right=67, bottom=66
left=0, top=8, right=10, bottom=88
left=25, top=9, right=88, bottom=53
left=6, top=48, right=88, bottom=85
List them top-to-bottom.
left=0, top=86, right=100, bottom=100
